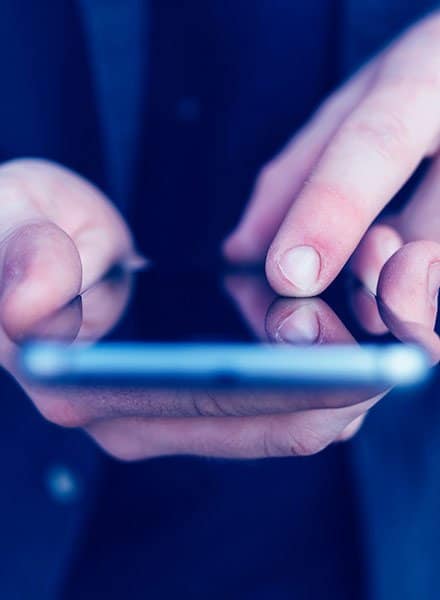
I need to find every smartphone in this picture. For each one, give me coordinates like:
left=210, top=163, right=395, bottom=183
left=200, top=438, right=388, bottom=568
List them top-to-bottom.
left=19, top=269, right=430, bottom=389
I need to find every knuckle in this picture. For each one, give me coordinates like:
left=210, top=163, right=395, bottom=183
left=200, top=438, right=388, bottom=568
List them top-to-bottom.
left=348, top=110, right=411, bottom=163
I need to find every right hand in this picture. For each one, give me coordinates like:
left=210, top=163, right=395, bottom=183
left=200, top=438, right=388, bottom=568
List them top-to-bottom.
left=0, top=158, right=138, bottom=340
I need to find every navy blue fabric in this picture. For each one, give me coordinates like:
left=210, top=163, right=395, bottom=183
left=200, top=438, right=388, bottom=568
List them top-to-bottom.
left=0, top=0, right=105, bottom=189
left=131, top=0, right=340, bottom=266
left=0, top=1, right=439, bottom=599
left=0, top=373, right=103, bottom=599
left=352, top=373, right=440, bottom=600
left=63, top=450, right=363, bottom=599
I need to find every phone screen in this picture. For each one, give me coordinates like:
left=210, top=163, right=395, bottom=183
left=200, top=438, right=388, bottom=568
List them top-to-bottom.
left=17, top=266, right=430, bottom=390
left=7, top=267, right=433, bottom=461
left=103, top=267, right=392, bottom=346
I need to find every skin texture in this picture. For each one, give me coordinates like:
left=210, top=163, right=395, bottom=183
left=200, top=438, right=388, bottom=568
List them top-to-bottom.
left=2, top=12, right=440, bottom=454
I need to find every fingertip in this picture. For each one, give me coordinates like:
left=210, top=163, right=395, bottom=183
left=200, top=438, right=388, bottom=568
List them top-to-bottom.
left=0, top=222, right=82, bottom=340
left=350, top=224, right=403, bottom=294
left=222, top=230, right=264, bottom=264
left=221, top=232, right=241, bottom=262
left=377, top=240, right=440, bottom=324
left=376, top=241, right=440, bottom=361
left=265, top=244, right=324, bottom=297
left=350, top=286, right=388, bottom=335
left=378, top=296, right=440, bottom=364
left=265, top=297, right=353, bottom=345
left=265, top=298, right=317, bottom=343
left=272, top=303, right=321, bottom=344
left=334, top=414, right=365, bottom=443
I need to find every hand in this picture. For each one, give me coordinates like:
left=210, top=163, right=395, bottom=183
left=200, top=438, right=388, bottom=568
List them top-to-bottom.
left=223, top=10, right=440, bottom=323
left=0, top=158, right=139, bottom=340
left=2, top=273, right=394, bottom=461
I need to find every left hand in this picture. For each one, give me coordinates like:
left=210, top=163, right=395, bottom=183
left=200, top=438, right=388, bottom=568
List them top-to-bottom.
left=223, top=10, right=440, bottom=322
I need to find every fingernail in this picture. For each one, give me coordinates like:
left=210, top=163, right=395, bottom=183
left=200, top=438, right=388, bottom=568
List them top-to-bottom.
left=278, top=245, right=321, bottom=293
left=276, top=304, right=320, bottom=344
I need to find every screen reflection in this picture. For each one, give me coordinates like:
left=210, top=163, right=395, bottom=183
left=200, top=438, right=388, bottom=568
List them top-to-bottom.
left=0, top=269, right=436, bottom=460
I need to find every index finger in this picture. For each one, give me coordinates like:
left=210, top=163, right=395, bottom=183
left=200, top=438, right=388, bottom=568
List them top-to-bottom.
left=266, top=15, right=440, bottom=296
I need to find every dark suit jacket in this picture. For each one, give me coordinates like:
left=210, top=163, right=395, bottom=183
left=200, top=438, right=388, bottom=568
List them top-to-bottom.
left=1, top=1, right=440, bottom=598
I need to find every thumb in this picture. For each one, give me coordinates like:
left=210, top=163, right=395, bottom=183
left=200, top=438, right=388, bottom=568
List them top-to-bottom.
left=0, top=220, right=82, bottom=340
